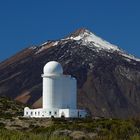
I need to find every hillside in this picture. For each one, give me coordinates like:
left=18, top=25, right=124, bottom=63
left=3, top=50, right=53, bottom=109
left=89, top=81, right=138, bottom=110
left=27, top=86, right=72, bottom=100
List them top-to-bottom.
left=1, top=28, right=140, bottom=118
left=0, top=97, right=140, bottom=140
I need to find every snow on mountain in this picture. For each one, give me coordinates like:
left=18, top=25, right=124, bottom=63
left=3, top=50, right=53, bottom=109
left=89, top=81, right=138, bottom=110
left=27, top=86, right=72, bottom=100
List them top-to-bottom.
left=31, top=28, right=140, bottom=62
left=64, top=28, right=140, bottom=62
left=68, top=29, right=120, bottom=51
left=35, top=41, right=59, bottom=54
left=120, top=53, right=140, bottom=62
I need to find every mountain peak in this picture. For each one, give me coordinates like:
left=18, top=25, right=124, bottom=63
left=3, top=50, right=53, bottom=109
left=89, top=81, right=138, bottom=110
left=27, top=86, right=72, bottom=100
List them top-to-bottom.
left=67, top=28, right=120, bottom=51
left=70, top=28, right=91, bottom=37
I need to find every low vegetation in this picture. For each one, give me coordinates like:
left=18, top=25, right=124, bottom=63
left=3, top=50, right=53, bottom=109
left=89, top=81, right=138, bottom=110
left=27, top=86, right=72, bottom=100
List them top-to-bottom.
left=0, top=97, right=140, bottom=139
left=0, top=118, right=140, bottom=140
left=0, top=128, right=70, bottom=140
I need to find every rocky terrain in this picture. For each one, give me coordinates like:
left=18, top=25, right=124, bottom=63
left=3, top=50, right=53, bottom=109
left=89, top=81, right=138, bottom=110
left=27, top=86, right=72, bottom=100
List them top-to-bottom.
left=0, top=28, right=140, bottom=118
left=0, top=96, right=140, bottom=140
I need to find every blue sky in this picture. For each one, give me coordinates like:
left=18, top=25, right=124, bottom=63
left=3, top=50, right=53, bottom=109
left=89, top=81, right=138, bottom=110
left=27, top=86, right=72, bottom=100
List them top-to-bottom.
left=0, top=0, right=140, bottom=61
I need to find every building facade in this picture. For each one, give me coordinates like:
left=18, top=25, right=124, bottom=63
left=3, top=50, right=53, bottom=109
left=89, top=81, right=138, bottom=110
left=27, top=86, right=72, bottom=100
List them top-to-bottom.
left=24, top=61, right=87, bottom=118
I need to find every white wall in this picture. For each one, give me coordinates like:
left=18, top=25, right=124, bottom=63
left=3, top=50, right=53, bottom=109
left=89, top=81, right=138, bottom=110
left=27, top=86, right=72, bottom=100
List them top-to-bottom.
left=42, top=75, right=77, bottom=110
left=24, top=108, right=87, bottom=118
left=24, top=108, right=59, bottom=118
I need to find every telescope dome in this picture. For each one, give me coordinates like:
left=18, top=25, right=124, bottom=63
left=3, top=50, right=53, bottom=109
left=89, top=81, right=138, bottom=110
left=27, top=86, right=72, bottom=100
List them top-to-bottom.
left=43, top=61, right=63, bottom=75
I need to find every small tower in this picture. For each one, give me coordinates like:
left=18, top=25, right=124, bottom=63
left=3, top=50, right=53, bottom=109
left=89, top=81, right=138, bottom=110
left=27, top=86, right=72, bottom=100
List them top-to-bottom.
left=42, top=61, right=77, bottom=110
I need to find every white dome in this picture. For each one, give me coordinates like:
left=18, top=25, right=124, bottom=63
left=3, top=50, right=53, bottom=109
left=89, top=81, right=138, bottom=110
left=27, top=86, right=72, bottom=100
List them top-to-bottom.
left=43, top=61, right=63, bottom=75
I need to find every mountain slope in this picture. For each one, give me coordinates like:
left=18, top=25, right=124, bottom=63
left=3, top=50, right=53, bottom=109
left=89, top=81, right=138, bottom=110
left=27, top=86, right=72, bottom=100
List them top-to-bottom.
left=0, top=28, right=140, bottom=118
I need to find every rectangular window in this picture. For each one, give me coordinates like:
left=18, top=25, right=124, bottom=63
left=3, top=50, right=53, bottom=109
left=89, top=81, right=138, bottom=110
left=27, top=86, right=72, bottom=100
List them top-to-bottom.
left=30, top=111, right=33, bottom=116
left=49, top=111, right=51, bottom=115
left=54, top=111, right=57, bottom=115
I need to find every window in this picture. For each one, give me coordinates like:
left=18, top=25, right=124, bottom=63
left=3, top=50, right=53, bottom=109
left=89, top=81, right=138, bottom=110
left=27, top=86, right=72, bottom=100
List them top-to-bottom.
left=30, top=111, right=33, bottom=116
left=49, top=111, right=51, bottom=115
left=54, top=111, right=57, bottom=115
left=26, top=112, right=28, bottom=115
left=35, top=112, right=37, bottom=115
left=38, top=112, right=40, bottom=115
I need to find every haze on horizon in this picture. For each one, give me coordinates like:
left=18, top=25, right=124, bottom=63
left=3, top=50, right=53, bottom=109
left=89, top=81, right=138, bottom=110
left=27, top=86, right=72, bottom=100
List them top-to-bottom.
left=0, top=0, right=140, bottom=62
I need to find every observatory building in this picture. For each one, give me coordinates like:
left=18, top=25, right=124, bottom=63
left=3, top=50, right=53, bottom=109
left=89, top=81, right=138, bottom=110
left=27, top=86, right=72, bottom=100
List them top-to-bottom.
left=24, top=61, right=87, bottom=118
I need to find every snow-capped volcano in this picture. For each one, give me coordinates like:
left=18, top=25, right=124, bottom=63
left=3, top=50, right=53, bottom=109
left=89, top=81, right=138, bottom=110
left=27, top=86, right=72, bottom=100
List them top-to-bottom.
left=1, top=28, right=140, bottom=118
left=39, top=28, right=140, bottom=62
left=66, top=28, right=120, bottom=51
